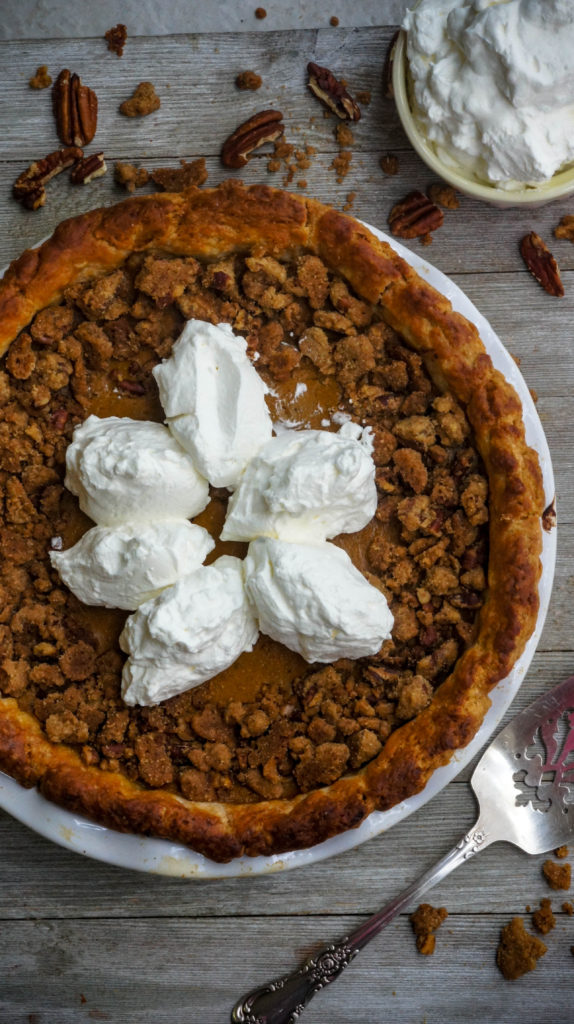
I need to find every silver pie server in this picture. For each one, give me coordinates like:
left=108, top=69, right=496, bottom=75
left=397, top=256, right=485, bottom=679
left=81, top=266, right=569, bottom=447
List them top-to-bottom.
left=232, top=674, right=574, bottom=1024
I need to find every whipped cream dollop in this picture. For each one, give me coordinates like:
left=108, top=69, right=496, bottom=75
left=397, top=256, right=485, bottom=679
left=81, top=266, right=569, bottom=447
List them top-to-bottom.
left=404, top=0, right=574, bottom=186
left=153, top=319, right=273, bottom=489
left=65, top=415, right=209, bottom=526
left=221, top=423, right=376, bottom=543
left=50, top=521, right=215, bottom=611
left=244, top=538, right=394, bottom=663
left=120, top=556, right=259, bottom=706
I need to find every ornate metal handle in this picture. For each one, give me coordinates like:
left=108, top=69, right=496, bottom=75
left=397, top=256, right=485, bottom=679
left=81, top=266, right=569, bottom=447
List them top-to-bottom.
left=231, top=818, right=494, bottom=1024
left=231, top=940, right=359, bottom=1024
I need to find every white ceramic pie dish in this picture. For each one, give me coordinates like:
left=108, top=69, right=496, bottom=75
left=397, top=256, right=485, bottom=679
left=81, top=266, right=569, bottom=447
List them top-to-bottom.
left=0, top=223, right=556, bottom=877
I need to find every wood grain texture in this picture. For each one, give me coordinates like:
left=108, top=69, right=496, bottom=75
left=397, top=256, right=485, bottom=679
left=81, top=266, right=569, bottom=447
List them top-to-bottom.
left=0, top=22, right=572, bottom=1024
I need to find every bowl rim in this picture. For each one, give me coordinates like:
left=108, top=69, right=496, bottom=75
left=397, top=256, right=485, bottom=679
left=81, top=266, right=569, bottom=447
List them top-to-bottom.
left=392, top=29, right=574, bottom=205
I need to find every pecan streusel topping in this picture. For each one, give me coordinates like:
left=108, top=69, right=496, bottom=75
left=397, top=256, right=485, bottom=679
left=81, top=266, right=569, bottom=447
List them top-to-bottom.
left=0, top=249, right=489, bottom=803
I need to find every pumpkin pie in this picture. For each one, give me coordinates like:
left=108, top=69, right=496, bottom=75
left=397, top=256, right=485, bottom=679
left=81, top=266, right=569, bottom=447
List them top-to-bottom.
left=0, top=182, right=544, bottom=862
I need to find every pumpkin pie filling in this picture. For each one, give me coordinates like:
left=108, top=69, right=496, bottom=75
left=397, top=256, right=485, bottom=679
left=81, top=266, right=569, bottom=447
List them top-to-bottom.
left=0, top=244, right=490, bottom=805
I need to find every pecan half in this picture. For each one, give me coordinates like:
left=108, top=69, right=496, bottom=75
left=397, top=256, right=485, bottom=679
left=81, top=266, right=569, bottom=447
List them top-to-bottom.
left=382, top=31, right=399, bottom=99
left=307, top=62, right=361, bottom=121
left=53, top=70, right=98, bottom=147
left=221, top=110, right=284, bottom=169
left=13, top=147, right=83, bottom=210
left=70, top=152, right=107, bottom=185
left=389, top=191, right=444, bottom=238
left=520, top=232, right=564, bottom=297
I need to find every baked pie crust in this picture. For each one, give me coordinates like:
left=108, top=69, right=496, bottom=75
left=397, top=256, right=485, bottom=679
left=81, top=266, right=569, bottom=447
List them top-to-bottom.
left=0, top=182, right=544, bottom=862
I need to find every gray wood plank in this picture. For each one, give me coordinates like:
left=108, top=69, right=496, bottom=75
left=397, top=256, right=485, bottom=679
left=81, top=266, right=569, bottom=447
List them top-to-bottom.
left=0, top=29, right=572, bottom=277
left=0, top=914, right=572, bottom=1024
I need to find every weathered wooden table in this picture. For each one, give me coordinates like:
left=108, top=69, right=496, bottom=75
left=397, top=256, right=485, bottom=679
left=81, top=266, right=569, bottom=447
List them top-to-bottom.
left=0, top=15, right=573, bottom=1024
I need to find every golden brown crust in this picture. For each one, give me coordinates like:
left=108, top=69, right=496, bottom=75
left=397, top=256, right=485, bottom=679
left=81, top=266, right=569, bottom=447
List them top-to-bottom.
left=0, top=182, right=545, bottom=861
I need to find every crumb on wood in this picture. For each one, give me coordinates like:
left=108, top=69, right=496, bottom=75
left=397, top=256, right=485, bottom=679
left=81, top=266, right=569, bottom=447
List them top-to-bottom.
left=255, top=6, right=267, bottom=17
left=330, top=15, right=339, bottom=26
left=105, top=24, right=127, bottom=57
left=29, top=65, right=52, bottom=89
left=236, top=70, right=262, bottom=91
left=119, top=82, right=160, bottom=117
left=357, top=90, right=371, bottom=105
left=336, top=122, right=354, bottom=148
left=331, top=150, right=352, bottom=183
left=380, top=153, right=399, bottom=175
left=151, top=158, right=208, bottom=192
left=114, top=162, right=150, bottom=192
left=297, top=180, right=308, bottom=189
left=428, top=183, right=460, bottom=210
left=343, top=191, right=357, bottom=211
left=554, top=215, right=574, bottom=242
left=420, top=233, right=433, bottom=246
left=555, top=846, right=569, bottom=859
left=543, top=859, right=571, bottom=891
left=532, top=898, right=556, bottom=935
left=562, top=901, right=573, bottom=915
left=410, top=903, right=448, bottom=956
left=496, top=917, right=547, bottom=980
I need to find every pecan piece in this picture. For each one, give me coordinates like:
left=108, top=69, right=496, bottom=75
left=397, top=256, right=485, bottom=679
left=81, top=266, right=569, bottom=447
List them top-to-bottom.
left=382, top=30, right=399, bottom=99
left=307, top=62, right=361, bottom=121
left=53, top=70, right=98, bottom=147
left=221, top=109, right=284, bottom=168
left=13, top=147, right=83, bottom=210
left=70, top=152, right=107, bottom=185
left=389, top=190, right=444, bottom=238
left=520, top=232, right=564, bottom=297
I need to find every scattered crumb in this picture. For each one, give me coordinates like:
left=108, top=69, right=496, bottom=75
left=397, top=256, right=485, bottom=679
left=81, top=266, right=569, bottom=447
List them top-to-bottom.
left=255, top=6, right=267, bottom=18
left=330, top=16, right=340, bottom=27
left=105, top=24, right=127, bottom=57
left=29, top=65, right=52, bottom=89
left=236, top=70, right=262, bottom=91
left=119, top=82, right=160, bottom=117
left=357, top=90, right=372, bottom=105
left=336, top=122, right=354, bottom=148
left=305, top=144, right=316, bottom=156
left=294, top=148, right=311, bottom=170
left=330, top=150, right=352, bottom=183
left=380, top=153, right=399, bottom=176
left=151, top=158, right=208, bottom=192
left=267, top=158, right=281, bottom=173
left=114, top=162, right=150, bottom=193
left=297, top=180, right=308, bottom=189
left=428, top=183, right=460, bottom=210
left=343, top=191, right=357, bottom=211
left=554, top=215, right=574, bottom=242
left=420, top=233, right=433, bottom=247
left=510, top=352, right=522, bottom=366
left=529, top=387, right=538, bottom=404
left=555, top=846, right=569, bottom=859
left=543, top=859, right=571, bottom=891
left=532, top=898, right=556, bottom=935
left=562, top=902, right=573, bottom=915
left=410, top=903, right=448, bottom=956
left=496, top=918, right=547, bottom=980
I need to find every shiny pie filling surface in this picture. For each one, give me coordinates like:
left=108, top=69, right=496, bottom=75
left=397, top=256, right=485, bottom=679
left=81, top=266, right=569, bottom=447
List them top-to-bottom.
left=0, top=249, right=489, bottom=804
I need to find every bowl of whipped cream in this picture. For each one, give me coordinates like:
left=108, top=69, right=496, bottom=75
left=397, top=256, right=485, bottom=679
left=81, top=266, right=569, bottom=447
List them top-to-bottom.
left=394, top=0, right=574, bottom=207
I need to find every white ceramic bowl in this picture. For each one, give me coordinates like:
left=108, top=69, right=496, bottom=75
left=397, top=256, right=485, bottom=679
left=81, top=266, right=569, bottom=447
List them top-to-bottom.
left=392, top=30, right=574, bottom=209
